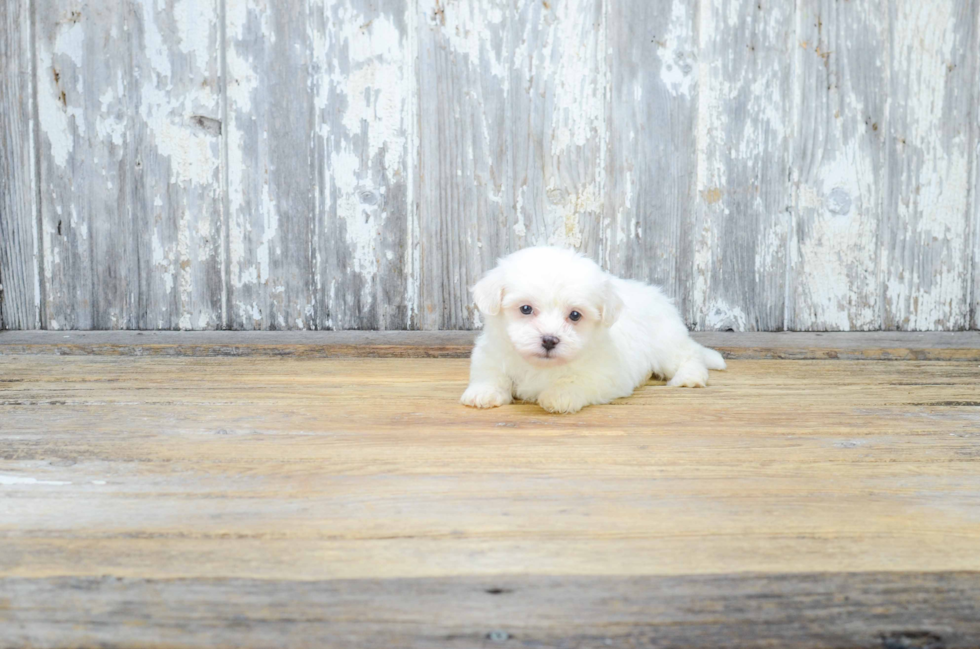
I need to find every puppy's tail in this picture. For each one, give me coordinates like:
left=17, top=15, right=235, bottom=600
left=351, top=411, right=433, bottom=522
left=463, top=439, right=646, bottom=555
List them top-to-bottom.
left=697, top=344, right=727, bottom=371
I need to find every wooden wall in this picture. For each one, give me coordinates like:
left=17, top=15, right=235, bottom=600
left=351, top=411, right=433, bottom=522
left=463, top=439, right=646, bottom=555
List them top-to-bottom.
left=1, top=0, right=978, bottom=331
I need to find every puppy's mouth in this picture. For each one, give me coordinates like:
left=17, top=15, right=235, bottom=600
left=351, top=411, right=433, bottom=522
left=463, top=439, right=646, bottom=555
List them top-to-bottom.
left=529, top=350, right=566, bottom=364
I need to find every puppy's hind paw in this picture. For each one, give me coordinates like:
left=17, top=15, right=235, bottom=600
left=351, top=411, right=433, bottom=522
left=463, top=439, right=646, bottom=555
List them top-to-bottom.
left=666, top=364, right=709, bottom=388
left=667, top=375, right=706, bottom=388
left=461, top=385, right=513, bottom=409
left=536, top=389, right=587, bottom=414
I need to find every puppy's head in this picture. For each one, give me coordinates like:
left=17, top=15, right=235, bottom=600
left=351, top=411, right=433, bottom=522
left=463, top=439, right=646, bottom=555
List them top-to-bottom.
left=472, top=246, right=623, bottom=367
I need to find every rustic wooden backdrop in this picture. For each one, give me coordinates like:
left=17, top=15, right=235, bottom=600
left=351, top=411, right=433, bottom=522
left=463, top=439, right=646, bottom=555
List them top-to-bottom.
left=1, top=0, right=979, bottom=331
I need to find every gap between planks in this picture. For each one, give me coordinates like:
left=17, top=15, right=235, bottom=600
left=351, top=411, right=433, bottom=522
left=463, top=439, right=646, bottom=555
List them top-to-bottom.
left=0, top=330, right=979, bottom=360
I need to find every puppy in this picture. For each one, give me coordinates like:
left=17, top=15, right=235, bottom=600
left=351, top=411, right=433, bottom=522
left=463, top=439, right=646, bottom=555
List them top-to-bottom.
left=461, top=246, right=726, bottom=413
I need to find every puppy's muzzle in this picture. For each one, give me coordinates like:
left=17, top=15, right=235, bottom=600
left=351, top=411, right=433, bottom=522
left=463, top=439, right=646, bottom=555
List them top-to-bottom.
left=541, top=335, right=560, bottom=352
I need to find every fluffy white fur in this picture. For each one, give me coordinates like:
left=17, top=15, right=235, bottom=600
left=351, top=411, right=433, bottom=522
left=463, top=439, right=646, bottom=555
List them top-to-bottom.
left=461, top=246, right=726, bottom=414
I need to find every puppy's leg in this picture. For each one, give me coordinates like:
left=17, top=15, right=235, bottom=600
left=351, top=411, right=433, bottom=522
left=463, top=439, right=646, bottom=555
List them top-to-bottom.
left=461, top=340, right=513, bottom=409
left=666, top=342, right=725, bottom=387
left=698, top=343, right=727, bottom=371
left=665, top=358, right=709, bottom=388
left=537, top=375, right=622, bottom=414
left=536, top=386, right=590, bottom=414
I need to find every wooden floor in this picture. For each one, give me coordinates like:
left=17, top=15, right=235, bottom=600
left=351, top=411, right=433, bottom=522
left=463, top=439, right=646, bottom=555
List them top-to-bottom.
left=2, top=334, right=980, bottom=647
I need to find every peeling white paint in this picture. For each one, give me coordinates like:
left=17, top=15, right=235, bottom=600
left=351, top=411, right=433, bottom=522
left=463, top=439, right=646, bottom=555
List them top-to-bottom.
left=16, top=0, right=978, bottom=333
left=173, top=0, right=213, bottom=55
left=225, top=0, right=262, bottom=303
left=420, top=0, right=506, bottom=78
left=657, top=0, right=696, bottom=98
left=693, top=0, right=725, bottom=321
left=138, top=1, right=171, bottom=80
left=310, top=1, right=416, bottom=321
left=548, top=1, right=606, bottom=156
left=883, top=1, right=972, bottom=330
left=334, top=15, right=407, bottom=172
left=37, top=25, right=81, bottom=168
left=139, top=84, right=217, bottom=186
left=795, top=127, right=880, bottom=330
left=331, top=149, right=378, bottom=276
left=255, top=184, right=279, bottom=285
left=152, top=230, right=175, bottom=295
left=705, top=301, right=748, bottom=331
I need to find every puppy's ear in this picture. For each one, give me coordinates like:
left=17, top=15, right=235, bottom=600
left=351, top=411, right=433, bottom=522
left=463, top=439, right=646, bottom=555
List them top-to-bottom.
left=472, top=267, right=506, bottom=316
left=599, top=283, right=624, bottom=327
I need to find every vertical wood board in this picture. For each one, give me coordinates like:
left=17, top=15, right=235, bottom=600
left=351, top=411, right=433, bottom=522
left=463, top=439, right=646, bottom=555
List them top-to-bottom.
left=0, top=0, right=40, bottom=329
left=1, top=0, right=978, bottom=331
left=34, top=0, right=223, bottom=330
left=224, top=0, right=317, bottom=330
left=225, top=0, right=416, bottom=331
left=310, top=0, right=417, bottom=330
left=417, top=0, right=608, bottom=329
left=604, top=0, right=698, bottom=322
left=692, top=0, right=794, bottom=331
left=788, top=0, right=887, bottom=331
left=880, top=0, right=977, bottom=330
left=970, top=0, right=980, bottom=330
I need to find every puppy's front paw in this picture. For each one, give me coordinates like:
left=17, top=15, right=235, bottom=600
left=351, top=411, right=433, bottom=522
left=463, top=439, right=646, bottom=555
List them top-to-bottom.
left=461, top=385, right=513, bottom=409
left=537, top=389, right=586, bottom=414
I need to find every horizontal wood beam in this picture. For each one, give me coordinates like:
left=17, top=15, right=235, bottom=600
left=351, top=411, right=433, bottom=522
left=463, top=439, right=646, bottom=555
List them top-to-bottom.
left=1, top=330, right=979, bottom=360
left=3, top=573, right=979, bottom=648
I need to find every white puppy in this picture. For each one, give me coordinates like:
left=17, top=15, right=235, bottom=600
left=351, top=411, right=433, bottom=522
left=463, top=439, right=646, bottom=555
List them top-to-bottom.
left=461, top=246, right=726, bottom=413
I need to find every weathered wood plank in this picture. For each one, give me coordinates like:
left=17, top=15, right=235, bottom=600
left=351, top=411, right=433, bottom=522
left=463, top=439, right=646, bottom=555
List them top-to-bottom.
left=0, top=0, right=40, bottom=330
left=7, top=0, right=979, bottom=334
left=34, top=0, right=224, bottom=330
left=224, top=0, right=316, bottom=330
left=225, top=0, right=416, bottom=331
left=310, top=0, right=417, bottom=330
left=417, top=0, right=607, bottom=329
left=604, top=0, right=697, bottom=321
left=692, top=0, right=794, bottom=331
left=788, top=0, right=886, bottom=331
left=881, top=0, right=977, bottom=330
left=972, top=1, right=980, bottom=331
left=0, top=329, right=478, bottom=357
left=2, top=330, right=980, bottom=360
left=2, top=354, right=979, bottom=642
left=0, top=356, right=979, bottom=581
left=3, top=573, right=980, bottom=648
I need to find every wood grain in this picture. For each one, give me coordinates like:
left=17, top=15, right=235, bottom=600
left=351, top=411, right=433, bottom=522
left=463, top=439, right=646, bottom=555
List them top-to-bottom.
left=0, top=0, right=39, bottom=330
left=3, top=0, right=980, bottom=332
left=34, top=0, right=224, bottom=330
left=224, top=0, right=316, bottom=330
left=224, top=0, right=416, bottom=331
left=310, top=0, right=417, bottom=331
left=417, top=0, right=607, bottom=329
left=604, top=0, right=697, bottom=320
left=692, top=0, right=794, bottom=331
left=789, top=0, right=886, bottom=331
left=881, top=0, right=978, bottom=330
left=971, top=1, right=980, bottom=332
left=1, top=354, right=979, bottom=644
left=1, top=356, right=979, bottom=580
left=4, top=573, right=980, bottom=648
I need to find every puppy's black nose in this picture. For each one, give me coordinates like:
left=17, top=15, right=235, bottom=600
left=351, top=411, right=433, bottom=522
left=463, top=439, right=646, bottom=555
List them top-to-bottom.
left=541, top=335, right=560, bottom=351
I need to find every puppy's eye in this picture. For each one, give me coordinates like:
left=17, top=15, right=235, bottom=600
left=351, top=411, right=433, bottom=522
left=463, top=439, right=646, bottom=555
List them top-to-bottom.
left=520, top=305, right=533, bottom=315
left=569, top=310, right=582, bottom=322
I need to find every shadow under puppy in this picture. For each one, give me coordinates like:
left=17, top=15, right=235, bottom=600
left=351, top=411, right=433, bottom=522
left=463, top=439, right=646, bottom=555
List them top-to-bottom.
left=461, top=246, right=726, bottom=414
